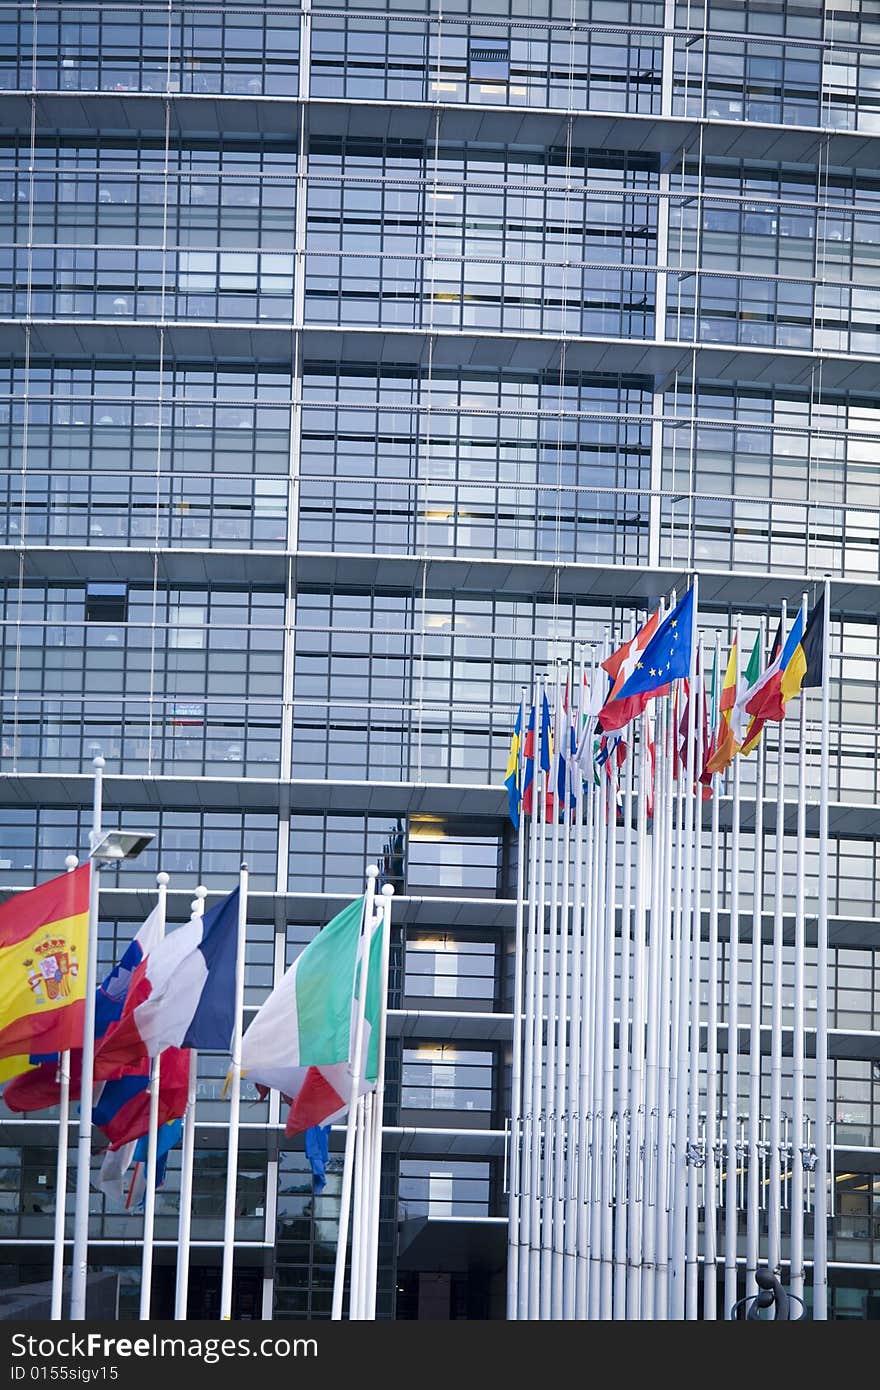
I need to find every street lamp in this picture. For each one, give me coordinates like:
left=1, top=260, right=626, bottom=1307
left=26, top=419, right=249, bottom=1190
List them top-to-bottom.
left=90, top=830, right=154, bottom=863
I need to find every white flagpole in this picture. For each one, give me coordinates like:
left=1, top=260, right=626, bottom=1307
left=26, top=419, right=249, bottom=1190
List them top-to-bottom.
left=813, top=577, right=831, bottom=1319
left=670, top=579, right=699, bottom=1319
left=790, top=595, right=808, bottom=1306
left=768, top=603, right=787, bottom=1281
left=746, top=618, right=767, bottom=1302
left=724, top=619, right=743, bottom=1321
left=703, top=634, right=721, bottom=1320
left=685, top=640, right=705, bottom=1319
left=564, top=651, right=587, bottom=1319
left=575, top=657, right=598, bottom=1319
left=541, top=665, right=563, bottom=1319
left=552, top=665, right=573, bottom=1319
left=588, top=668, right=609, bottom=1321
left=520, top=674, right=542, bottom=1319
left=529, top=677, right=548, bottom=1319
left=614, top=680, right=635, bottom=1318
left=654, top=688, right=678, bottom=1319
left=507, top=691, right=527, bottom=1320
left=641, top=691, right=668, bottom=1319
left=627, top=711, right=649, bottom=1319
left=600, top=745, right=618, bottom=1318
left=70, top=754, right=105, bottom=1322
left=50, top=854, right=80, bottom=1321
left=220, top=862, right=249, bottom=1320
left=332, top=864, right=380, bottom=1320
left=139, top=870, right=169, bottom=1319
left=364, top=882, right=394, bottom=1320
left=174, top=885, right=207, bottom=1320
left=350, top=1093, right=368, bottom=1318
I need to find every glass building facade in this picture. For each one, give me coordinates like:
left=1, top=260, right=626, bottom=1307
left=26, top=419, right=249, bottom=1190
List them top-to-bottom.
left=0, top=0, right=879, bottom=1319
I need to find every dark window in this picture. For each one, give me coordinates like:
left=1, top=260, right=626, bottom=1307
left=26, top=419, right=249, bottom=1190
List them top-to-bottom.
left=468, top=39, right=509, bottom=83
left=85, top=583, right=127, bottom=623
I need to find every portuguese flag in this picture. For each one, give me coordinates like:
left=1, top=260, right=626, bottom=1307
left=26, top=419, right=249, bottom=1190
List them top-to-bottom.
left=0, top=865, right=90, bottom=1060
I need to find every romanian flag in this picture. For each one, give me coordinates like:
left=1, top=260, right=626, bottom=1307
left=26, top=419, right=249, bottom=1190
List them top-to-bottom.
left=744, top=610, right=805, bottom=724
left=704, top=637, right=739, bottom=776
left=505, top=706, right=522, bottom=829
left=0, top=865, right=89, bottom=1062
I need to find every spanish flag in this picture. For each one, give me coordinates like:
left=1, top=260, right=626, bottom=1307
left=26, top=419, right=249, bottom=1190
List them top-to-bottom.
left=0, top=865, right=90, bottom=1061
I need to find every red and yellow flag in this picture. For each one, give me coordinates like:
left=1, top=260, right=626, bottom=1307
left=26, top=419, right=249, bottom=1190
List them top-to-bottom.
left=704, top=638, right=739, bottom=777
left=0, top=864, right=90, bottom=1061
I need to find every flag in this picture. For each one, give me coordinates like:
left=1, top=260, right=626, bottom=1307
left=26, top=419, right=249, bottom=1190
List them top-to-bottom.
left=598, top=588, right=694, bottom=732
left=776, top=592, right=824, bottom=708
left=799, top=593, right=825, bottom=689
left=597, top=607, right=663, bottom=733
left=744, top=610, right=805, bottom=724
left=739, top=619, right=783, bottom=756
left=729, top=630, right=763, bottom=748
left=704, top=638, right=740, bottom=777
left=574, top=671, right=608, bottom=780
left=554, top=685, right=577, bottom=820
left=522, top=695, right=553, bottom=820
left=504, top=706, right=522, bottom=829
left=645, top=714, right=656, bottom=818
left=0, top=865, right=90, bottom=1061
left=94, top=887, right=241, bottom=1080
left=240, top=897, right=384, bottom=1136
left=2, top=904, right=165, bottom=1113
left=92, top=1046, right=190, bottom=1150
left=0, top=1055, right=36, bottom=1085
left=97, top=1118, right=182, bottom=1209
left=305, top=1124, right=330, bottom=1195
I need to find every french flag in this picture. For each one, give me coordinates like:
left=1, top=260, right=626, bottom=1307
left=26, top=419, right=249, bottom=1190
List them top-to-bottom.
left=94, top=888, right=240, bottom=1081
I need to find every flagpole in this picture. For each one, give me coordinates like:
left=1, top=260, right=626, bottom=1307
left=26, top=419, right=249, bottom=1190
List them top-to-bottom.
left=813, top=576, right=832, bottom=1319
left=670, top=578, right=699, bottom=1318
left=791, top=593, right=808, bottom=1307
left=768, top=603, right=787, bottom=1281
left=746, top=617, right=767, bottom=1303
left=724, top=619, right=742, bottom=1320
left=703, top=635, right=721, bottom=1320
left=685, top=639, right=704, bottom=1319
left=588, top=648, right=609, bottom=1321
left=564, top=652, right=586, bottom=1320
left=575, top=657, right=597, bottom=1319
left=552, top=664, right=573, bottom=1319
left=541, top=665, right=562, bottom=1319
left=520, top=673, right=542, bottom=1319
left=614, top=673, right=635, bottom=1318
left=531, top=677, right=549, bottom=1319
left=654, top=684, right=677, bottom=1318
left=641, top=687, right=667, bottom=1319
left=507, top=690, right=526, bottom=1320
left=627, top=712, right=649, bottom=1320
left=600, top=744, right=618, bottom=1318
left=70, top=754, right=105, bottom=1321
left=50, top=854, right=80, bottom=1320
left=220, top=862, right=249, bottom=1320
left=332, top=865, right=380, bottom=1320
left=139, top=870, right=169, bottom=1319
left=364, top=882, right=394, bottom=1320
left=174, top=885, right=207, bottom=1320
left=350, top=1093, right=368, bottom=1318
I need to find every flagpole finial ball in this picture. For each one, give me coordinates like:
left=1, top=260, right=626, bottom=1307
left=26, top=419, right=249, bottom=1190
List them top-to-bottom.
left=93, top=754, right=105, bottom=770
left=65, top=855, right=78, bottom=871
left=366, top=864, right=380, bottom=879
left=157, top=871, right=170, bottom=887
left=382, top=883, right=395, bottom=897
left=195, top=884, right=208, bottom=899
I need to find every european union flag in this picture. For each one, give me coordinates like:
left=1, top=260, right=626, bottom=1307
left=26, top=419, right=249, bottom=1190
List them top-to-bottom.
left=615, top=587, right=695, bottom=700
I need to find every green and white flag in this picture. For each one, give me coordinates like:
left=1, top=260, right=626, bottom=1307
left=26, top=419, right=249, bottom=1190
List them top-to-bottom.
left=240, top=896, right=382, bottom=1134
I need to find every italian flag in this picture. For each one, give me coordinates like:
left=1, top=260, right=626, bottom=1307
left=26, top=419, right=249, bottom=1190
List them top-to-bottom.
left=240, top=896, right=383, bottom=1135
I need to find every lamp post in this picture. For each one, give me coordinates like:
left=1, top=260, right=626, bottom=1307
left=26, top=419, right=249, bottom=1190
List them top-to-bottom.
left=70, top=755, right=154, bottom=1321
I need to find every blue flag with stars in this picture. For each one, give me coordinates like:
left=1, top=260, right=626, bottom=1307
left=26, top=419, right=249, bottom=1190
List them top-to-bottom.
left=614, top=586, right=695, bottom=701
